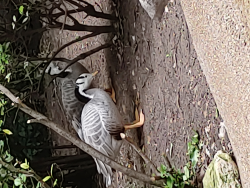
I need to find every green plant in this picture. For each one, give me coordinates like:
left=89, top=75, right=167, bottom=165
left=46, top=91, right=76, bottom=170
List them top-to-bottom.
left=12, top=4, right=31, bottom=31
left=0, top=39, right=51, bottom=186
left=0, top=42, right=11, bottom=75
left=186, top=131, right=201, bottom=176
left=158, top=132, right=202, bottom=188
left=0, top=134, right=58, bottom=188
left=158, top=164, right=186, bottom=188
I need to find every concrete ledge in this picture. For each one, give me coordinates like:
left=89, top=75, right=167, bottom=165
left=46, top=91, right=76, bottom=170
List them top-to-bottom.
left=179, top=0, right=250, bottom=187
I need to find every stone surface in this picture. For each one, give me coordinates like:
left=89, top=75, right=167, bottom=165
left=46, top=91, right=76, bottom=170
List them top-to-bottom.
left=138, top=0, right=168, bottom=19
left=139, top=0, right=156, bottom=19
left=179, top=0, right=250, bottom=187
left=203, top=150, right=241, bottom=188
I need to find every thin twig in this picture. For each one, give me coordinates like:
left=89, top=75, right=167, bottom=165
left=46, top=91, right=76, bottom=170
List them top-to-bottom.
left=59, top=0, right=68, bottom=32
left=37, top=32, right=100, bottom=92
left=47, top=42, right=111, bottom=85
left=59, top=42, right=112, bottom=73
left=120, top=133, right=160, bottom=176
left=162, top=153, right=172, bottom=169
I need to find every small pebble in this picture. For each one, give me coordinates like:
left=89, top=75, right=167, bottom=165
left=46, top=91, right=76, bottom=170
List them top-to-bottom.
left=133, top=84, right=137, bottom=90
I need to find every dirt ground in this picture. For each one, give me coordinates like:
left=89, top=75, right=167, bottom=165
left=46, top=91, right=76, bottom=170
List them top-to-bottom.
left=41, top=0, right=234, bottom=187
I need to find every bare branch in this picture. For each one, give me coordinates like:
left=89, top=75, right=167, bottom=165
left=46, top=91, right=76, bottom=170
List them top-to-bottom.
left=65, top=0, right=117, bottom=20
left=49, top=19, right=114, bottom=32
left=37, top=32, right=101, bottom=92
left=49, top=32, right=99, bottom=62
left=38, top=39, right=111, bottom=91
left=59, top=42, right=112, bottom=73
left=0, top=84, right=164, bottom=187
left=120, top=133, right=160, bottom=176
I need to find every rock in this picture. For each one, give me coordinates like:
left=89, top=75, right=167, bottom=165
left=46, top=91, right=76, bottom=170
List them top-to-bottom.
left=138, top=0, right=168, bottom=20
left=139, top=0, right=156, bottom=19
left=203, top=150, right=241, bottom=188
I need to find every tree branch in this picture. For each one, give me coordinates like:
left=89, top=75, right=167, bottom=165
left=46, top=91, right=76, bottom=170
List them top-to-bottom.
left=65, top=0, right=117, bottom=20
left=49, top=20, right=114, bottom=32
left=37, top=32, right=106, bottom=92
left=58, top=42, right=112, bottom=73
left=0, top=84, right=164, bottom=187
left=120, top=133, right=160, bottom=176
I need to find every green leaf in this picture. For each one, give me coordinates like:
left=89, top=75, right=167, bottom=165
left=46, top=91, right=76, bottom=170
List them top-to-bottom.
left=19, top=6, right=24, bottom=15
left=13, top=15, right=16, bottom=22
left=22, top=17, right=28, bottom=23
left=12, top=22, right=15, bottom=30
left=5, top=42, right=10, bottom=51
left=0, top=45, right=2, bottom=52
left=24, top=62, right=29, bottom=69
left=0, top=65, right=4, bottom=71
left=5, top=73, right=11, bottom=82
left=1, top=107, right=4, bottom=115
left=215, top=108, right=219, bottom=118
left=0, top=120, right=3, bottom=126
left=3, top=129, right=13, bottom=135
left=193, top=131, right=198, bottom=138
left=34, top=132, right=40, bottom=137
left=191, top=136, right=199, bottom=145
left=0, top=140, right=4, bottom=150
left=191, top=148, right=199, bottom=167
left=32, top=149, right=37, bottom=155
left=4, top=151, right=14, bottom=162
left=20, top=163, right=29, bottom=169
left=50, top=164, right=54, bottom=177
left=159, top=164, right=167, bottom=178
left=160, top=164, right=167, bottom=173
left=183, top=166, right=189, bottom=180
left=0, top=168, right=7, bottom=178
left=20, top=174, right=26, bottom=182
left=183, top=175, right=188, bottom=181
left=42, top=176, right=51, bottom=182
left=166, top=176, right=173, bottom=188
left=14, top=178, right=22, bottom=186
left=53, top=179, right=58, bottom=187
left=3, top=182, right=8, bottom=188
left=36, top=182, right=41, bottom=188
left=179, top=182, right=185, bottom=188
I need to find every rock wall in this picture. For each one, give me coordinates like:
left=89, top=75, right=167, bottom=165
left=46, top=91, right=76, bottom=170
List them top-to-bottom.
left=179, top=0, right=250, bottom=187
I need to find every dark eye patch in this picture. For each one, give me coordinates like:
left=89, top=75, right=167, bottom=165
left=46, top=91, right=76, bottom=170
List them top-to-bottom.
left=78, top=75, right=88, bottom=79
left=78, top=76, right=86, bottom=79
left=76, top=81, right=85, bottom=85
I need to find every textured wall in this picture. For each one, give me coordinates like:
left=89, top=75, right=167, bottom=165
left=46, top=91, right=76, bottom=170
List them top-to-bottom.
left=179, top=0, right=250, bottom=187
